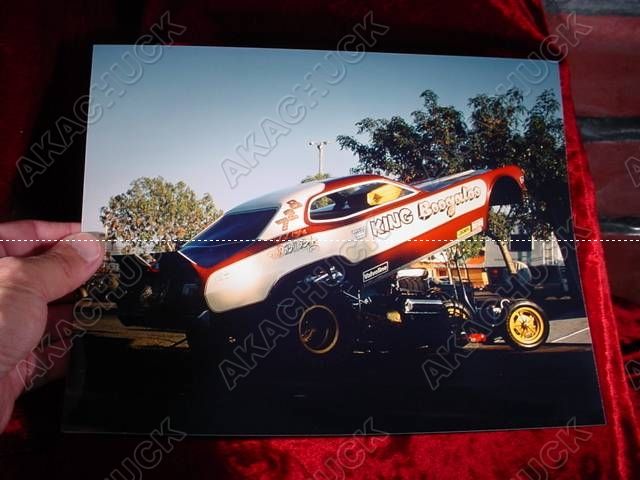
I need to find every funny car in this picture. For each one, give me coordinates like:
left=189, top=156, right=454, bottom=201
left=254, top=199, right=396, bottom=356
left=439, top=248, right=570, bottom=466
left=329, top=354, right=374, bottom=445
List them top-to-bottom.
left=115, top=166, right=549, bottom=365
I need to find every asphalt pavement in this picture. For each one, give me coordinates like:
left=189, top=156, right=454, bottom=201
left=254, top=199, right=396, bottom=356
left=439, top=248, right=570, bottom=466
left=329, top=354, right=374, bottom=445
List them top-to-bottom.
left=62, top=310, right=603, bottom=436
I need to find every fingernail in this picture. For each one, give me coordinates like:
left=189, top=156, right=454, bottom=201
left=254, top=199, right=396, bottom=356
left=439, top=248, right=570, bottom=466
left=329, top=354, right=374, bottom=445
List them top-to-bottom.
left=67, top=233, right=103, bottom=263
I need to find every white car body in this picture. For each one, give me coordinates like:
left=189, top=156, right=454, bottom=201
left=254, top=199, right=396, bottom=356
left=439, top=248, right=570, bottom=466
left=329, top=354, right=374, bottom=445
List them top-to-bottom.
left=178, top=167, right=525, bottom=314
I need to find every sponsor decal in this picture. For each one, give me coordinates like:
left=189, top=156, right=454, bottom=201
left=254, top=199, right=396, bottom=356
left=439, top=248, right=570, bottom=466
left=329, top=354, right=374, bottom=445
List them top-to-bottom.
left=417, top=185, right=482, bottom=220
left=275, top=199, right=303, bottom=231
left=370, top=207, right=414, bottom=237
left=471, top=218, right=484, bottom=230
left=352, top=225, right=367, bottom=241
left=456, top=225, right=472, bottom=239
left=275, top=227, right=308, bottom=242
left=270, top=236, right=319, bottom=258
left=363, top=261, right=389, bottom=282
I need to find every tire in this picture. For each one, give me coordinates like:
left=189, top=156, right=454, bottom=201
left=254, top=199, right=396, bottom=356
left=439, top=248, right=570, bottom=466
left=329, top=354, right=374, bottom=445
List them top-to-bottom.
left=279, top=293, right=355, bottom=369
left=442, top=299, right=474, bottom=347
left=443, top=299, right=473, bottom=322
left=502, top=300, right=549, bottom=350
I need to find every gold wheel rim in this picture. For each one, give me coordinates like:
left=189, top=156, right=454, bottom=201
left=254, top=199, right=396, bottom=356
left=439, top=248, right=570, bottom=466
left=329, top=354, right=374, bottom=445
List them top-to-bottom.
left=298, top=305, right=340, bottom=355
left=508, top=306, right=544, bottom=345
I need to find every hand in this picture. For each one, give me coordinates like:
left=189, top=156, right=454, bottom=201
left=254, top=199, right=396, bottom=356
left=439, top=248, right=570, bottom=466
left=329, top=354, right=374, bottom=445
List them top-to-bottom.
left=0, top=221, right=104, bottom=432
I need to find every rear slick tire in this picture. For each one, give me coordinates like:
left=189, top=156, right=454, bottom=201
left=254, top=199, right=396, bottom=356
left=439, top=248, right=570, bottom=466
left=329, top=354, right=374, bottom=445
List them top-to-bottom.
left=278, top=294, right=355, bottom=370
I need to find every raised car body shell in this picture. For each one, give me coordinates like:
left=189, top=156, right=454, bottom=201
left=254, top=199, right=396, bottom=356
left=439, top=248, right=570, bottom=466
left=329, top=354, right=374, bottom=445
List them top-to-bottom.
left=179, top=166, right=525, bottom=313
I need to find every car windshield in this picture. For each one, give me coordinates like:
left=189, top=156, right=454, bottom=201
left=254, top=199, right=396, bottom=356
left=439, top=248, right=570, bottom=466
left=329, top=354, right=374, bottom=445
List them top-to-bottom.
left=189, top=208, right=278, bottom=244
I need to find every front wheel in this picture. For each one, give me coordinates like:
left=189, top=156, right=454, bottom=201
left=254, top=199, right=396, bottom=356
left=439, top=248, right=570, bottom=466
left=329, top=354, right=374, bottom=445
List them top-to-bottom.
left=503, top=300, right=549, bottom=350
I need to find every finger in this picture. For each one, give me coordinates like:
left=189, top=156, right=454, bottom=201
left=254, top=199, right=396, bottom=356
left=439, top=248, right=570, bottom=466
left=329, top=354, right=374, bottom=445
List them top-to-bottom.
left=0, top=221, right=81, bottom=257
left=4, top=232, right=104, bottom=303
left=46, top=304, right=75, bottom=341
left=15, top=338, right=71, bottom=392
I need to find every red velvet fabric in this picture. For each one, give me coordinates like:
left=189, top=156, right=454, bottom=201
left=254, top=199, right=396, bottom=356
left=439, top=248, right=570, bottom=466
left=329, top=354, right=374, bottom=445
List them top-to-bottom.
left=1, top=1, right=639, bottom=478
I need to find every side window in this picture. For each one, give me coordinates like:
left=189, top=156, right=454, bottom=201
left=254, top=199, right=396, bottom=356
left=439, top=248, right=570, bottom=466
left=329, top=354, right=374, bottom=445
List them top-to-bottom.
left=309, top=182, right=413, bottom=221
left=309, top=195, right=335, bottom=211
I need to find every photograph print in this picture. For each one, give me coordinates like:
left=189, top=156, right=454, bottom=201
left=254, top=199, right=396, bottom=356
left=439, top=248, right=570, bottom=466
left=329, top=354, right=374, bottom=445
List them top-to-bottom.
left=64, top=46, right=604, bottom=435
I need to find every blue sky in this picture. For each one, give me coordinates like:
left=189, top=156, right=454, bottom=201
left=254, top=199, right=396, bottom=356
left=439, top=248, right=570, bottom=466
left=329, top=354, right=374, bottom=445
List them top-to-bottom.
left=83, top=46, right=561, bottom=231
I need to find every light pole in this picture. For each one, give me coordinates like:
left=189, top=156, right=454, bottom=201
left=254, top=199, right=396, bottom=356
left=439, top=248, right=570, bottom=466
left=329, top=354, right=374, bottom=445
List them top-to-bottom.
left=308, top=140, right=330, bottom=176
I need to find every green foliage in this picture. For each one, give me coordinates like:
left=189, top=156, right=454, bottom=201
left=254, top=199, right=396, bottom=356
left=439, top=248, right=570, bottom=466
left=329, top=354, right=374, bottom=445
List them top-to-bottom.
left=338, top=88, right=566, bottom=240
left=467, top=88, right=525, bottom=169
left=337, top=90, right=468, bottom=182
left=519, top=90, right=568, bottom=238
left=301, top=172, right=331, bottom=183
left=301, top=172, right=332, bottom=207
left=100, top=177, right=222, bottom=254
left=487, top=209, right=516, bottom=242
left=448, top=234, right=485, bottom=261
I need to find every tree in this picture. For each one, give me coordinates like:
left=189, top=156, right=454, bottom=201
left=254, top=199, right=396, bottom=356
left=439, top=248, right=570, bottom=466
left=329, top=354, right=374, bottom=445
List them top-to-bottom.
left=338, top=87, right=567, bottom=241
left=338, top=88, right=575, bottom=289
left=465, top=88, right=529, bottom=273
left=466, top=88, right=525, bottom=170
left=466, top=88, right=567, bottom=240
left=466, top=88, right=568, bottom=276
left=519, top=89, right=568, bottom=238
left=337, top=90, right=468, bottom=182
left=412, top=90, right=469, bottom=176
left=519, top=90, right=579, bottom=296
left=301, top=172, right=331, bottom=183
left=302, top=172, right=331, bottom=207
left=100, top=177, right=222, bottom=254
left=487, top=209, right=518, bottom=274
left=448, top=234, right=485, bottom=261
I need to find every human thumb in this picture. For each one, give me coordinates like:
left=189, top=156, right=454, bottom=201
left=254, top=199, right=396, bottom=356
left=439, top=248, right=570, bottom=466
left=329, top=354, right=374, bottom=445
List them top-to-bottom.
left=15, top=232, right=104, bottom=302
